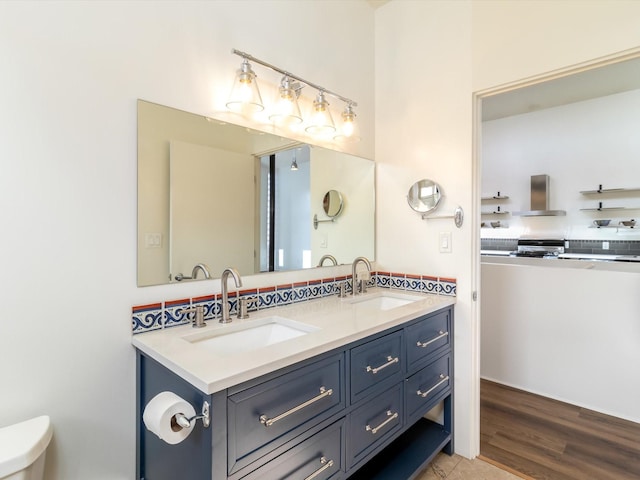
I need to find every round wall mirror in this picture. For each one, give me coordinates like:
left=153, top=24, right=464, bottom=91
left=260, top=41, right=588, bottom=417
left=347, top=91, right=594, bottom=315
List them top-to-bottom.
left=407, top=179, right=442, bottom=214
left=323, top=190, right=344, bottom=218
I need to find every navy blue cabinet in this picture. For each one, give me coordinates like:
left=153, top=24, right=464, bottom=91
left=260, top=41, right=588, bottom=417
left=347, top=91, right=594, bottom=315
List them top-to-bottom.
left=137, top=305, right=454, bottom=480
left=350, top=331, right=403, bottom=404
left=227, top=353, right=345, bottom=474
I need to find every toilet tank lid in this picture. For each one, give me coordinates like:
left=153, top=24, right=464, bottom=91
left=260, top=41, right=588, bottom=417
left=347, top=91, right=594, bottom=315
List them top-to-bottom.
left=0, top=416, right=53, bottom=477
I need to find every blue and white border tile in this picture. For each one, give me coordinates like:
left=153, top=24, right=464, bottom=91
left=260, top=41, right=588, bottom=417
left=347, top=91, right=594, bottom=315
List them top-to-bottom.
left=132, top=270, right=457, bottom=334
left=439, top=277, right=457, bottom=296
left=292, top=282, right=310, bottom=303
left=276, top=284, right=293, bottom=305
left=258, top=286, right=277, bottom=310
left=164, top=298, right=191, bottom=328
left=132, top=303, right=163, bottom=334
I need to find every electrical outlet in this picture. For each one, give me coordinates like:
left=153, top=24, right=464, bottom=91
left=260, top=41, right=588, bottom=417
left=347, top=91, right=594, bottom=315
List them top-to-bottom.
left=439, top=232, right=452, bottom=253
left=145, top=233, right=162, bottom=248
left=602, top=241, right=609, bottom=250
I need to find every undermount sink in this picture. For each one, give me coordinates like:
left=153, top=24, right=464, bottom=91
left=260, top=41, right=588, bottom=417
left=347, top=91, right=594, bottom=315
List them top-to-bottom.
left=348, top=291, right=421, bottom=311
left=183, top=316, right=319, bottom=355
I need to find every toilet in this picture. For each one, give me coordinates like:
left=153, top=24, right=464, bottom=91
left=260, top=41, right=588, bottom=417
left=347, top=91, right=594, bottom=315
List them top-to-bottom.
left=0, top=416, right=52, bottom=480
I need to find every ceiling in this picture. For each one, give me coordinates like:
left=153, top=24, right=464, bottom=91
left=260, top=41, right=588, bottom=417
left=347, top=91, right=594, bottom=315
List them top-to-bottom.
left=482, top=56, right=640, bottom=121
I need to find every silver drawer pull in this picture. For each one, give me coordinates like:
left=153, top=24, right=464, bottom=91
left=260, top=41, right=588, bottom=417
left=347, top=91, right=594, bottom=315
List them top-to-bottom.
left=416, top=330, right=449, bottom=348
left=366, top=356, right=399, bottom=374
left=417, top=374, right=449, bottom=398
left=259, top=386, right=333, bottom=427
left=365, top=410, right=399, bottom=435
left=304, top=456, right=334, bottom=480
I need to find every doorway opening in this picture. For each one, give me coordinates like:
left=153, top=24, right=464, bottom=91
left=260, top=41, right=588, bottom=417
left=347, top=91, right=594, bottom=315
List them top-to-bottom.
left=474, top=50, right=640, bottom=477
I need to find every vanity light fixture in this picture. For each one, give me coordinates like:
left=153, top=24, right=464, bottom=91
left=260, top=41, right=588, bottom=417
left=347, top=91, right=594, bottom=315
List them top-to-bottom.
left=228, top=49, right=358, bottom=140
left=226, top=58, right=264, bottom=114
left=269, top=76, right=303, bottom=126
left=305, top=91, right=335, bottom=135
left=334, top=103, right=360, bottom=142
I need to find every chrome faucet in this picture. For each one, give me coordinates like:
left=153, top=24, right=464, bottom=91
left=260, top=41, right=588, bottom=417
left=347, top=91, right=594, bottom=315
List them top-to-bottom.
left=317, top=254, right=338, bottom=267
left=351, top=256, right=372, bottom=296
left=175, top=263, right=211, bottom=281
left=192, top=263, right=211, bottom=279
left=220, top=267, right=243, bottom=323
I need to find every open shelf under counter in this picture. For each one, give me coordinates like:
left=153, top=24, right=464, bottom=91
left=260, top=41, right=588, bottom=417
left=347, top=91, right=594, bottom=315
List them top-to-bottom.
left=348, top=418, right=451, bottom=480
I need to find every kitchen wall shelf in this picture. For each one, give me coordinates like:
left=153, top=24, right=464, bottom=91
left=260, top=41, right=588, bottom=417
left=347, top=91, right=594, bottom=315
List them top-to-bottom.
left=580, top=186, right=640, bottom=195
left=481, top=194, right=510, bottom=201
left=481, top=204, right=509, bottom=215
left=580, top=206, right=640, bottom=211
left=588, top=225, right=636, bottom=230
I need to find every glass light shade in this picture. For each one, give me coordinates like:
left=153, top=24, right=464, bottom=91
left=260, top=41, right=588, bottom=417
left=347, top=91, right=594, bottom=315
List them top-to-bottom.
left=226, top=59, right=264, bottom=115
left=269, top=77, right=303, bottom=127
left=305, top=92, right=335, bottom=135
left=334, top=105, right=361, bottom=142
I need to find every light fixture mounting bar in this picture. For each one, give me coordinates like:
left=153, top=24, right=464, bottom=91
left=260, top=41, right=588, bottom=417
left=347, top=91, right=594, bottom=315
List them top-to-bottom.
left=232, top=49, right=357, bottom=107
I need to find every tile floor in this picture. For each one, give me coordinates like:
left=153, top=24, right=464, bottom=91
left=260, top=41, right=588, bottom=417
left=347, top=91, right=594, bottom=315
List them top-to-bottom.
left=416, top=453, right=523, bottom=480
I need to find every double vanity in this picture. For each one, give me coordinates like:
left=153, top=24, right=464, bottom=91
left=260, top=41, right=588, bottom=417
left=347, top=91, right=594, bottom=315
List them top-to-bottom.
left=134, top=289, right=455, bottom=480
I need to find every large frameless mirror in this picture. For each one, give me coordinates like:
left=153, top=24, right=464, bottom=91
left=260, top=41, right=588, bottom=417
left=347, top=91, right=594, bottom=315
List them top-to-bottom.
left=137, top=100, right=375, bottom=286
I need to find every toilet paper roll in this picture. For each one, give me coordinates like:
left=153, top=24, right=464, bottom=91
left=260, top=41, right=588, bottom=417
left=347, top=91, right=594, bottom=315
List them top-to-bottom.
left=143, top=391, right=196, bottom=445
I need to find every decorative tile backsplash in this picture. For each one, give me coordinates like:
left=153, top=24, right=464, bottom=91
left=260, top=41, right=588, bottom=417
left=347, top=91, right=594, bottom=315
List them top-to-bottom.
left=132, top=271, right=457, bottom=334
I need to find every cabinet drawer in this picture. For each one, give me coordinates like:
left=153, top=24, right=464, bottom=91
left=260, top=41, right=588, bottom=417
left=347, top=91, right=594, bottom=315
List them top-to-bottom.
left=406, top=310, right=451, bottom=370
left=350, top=331, right=403, bottom=403
left=405, top=353, right=451, bottom=422
left=228, top=354, right=345, bottom=474
left=347, top=383, right=403, bottom=468
left=241, top=419, right=344, bottom=480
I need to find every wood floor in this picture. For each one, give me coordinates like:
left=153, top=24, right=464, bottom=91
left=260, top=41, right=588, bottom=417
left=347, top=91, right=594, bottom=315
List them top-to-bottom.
left=480, top=379, right=640, bottom=480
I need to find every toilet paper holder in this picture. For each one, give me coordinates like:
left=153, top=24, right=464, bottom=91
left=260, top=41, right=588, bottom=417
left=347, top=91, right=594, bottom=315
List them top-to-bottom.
left=174, top=401, right=210, bottom=429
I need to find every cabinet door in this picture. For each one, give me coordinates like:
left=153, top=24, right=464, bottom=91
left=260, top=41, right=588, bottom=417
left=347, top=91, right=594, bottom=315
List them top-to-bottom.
left=405, top=309, right=451, bottom=371
left=350, top=331, right=403, bottom=404
left=228, top=353, right=345, bottom=474
left=405, top=353, right=451, bottom=423
left=347, top=383, right=403, bottom=469
left=240, top=419, right=344, bottom=480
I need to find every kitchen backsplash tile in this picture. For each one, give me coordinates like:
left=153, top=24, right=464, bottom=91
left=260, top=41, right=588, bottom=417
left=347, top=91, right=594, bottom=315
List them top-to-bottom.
left=481, top=237, right=640, bottom=256
left=132, top=270, right=457, bottom=334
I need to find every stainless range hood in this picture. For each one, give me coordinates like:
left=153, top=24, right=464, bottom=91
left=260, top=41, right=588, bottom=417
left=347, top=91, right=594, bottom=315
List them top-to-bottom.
left=514, top=174, right=566, bottom=216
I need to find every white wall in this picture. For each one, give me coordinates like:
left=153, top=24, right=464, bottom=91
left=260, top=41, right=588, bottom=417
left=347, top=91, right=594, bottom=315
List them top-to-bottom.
left=375, top=0, right=640, bottom=459
left=375, top=0, right=476, bottom=457
left=0, top=2, right=374, bottom=479
left=482, top=89, right=640, bottom=240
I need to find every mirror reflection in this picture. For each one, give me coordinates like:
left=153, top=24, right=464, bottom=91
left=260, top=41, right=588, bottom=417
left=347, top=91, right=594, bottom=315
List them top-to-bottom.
left=137, top=100, right=375, bottom=286
left=407, top=179, right=442, bottom=214
left=323, top=190, right=344, bottom=217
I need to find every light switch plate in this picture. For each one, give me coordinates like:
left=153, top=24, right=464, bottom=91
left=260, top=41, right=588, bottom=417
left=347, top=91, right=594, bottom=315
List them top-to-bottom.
left=439, top=232, right=452, bottom=253
left=320, top=233, right=328, bottom=248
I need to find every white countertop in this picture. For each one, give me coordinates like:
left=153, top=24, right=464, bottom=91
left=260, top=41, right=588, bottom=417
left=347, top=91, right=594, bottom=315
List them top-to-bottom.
left=481, top=254, right=640, bottom=272
left=132, top=289, right=455, bottom=395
